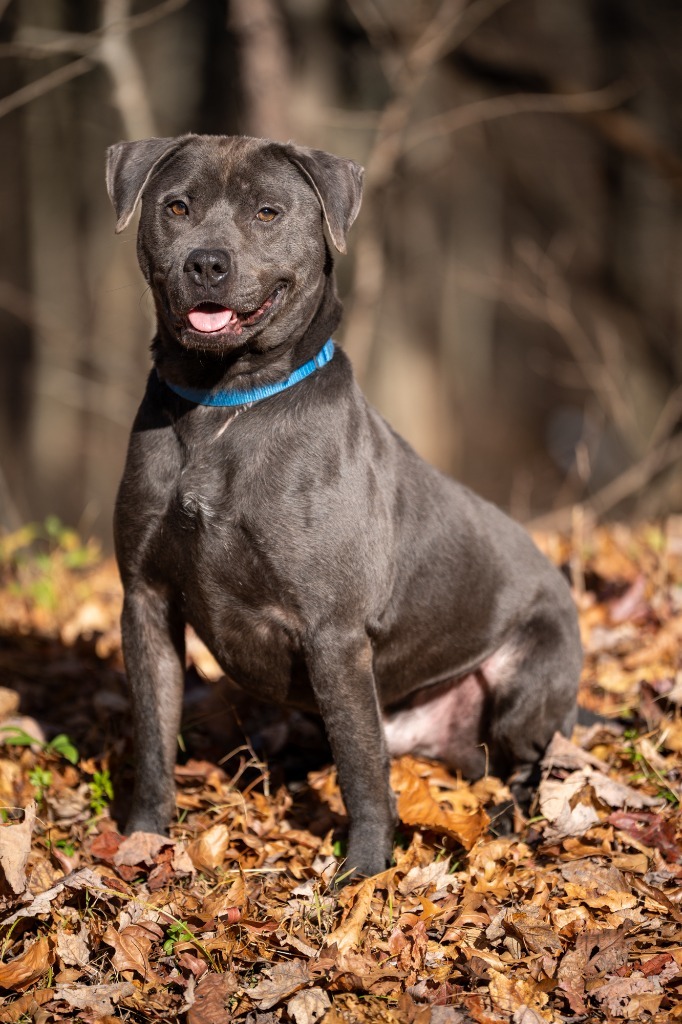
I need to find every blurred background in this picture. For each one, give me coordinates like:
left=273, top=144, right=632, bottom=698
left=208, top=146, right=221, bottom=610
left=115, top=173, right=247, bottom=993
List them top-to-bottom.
left=0, top=0, right=681, bottom=547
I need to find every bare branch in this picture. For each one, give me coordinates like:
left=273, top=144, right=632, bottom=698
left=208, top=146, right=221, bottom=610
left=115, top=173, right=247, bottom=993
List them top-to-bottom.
left=0, top=0, right=187, bottom=123
left=9, top=0, right=188, bottom=58
left=99, top=0, right=155, bottom=140
left=344, top=0, right=514, bottom=380
left=0, top=55, right=94, bottom=121
left=406, top=80, right=633, bottom=151
left=455, top=257, right=642, bottom=455
left=528, top=431, right=682, bottom=533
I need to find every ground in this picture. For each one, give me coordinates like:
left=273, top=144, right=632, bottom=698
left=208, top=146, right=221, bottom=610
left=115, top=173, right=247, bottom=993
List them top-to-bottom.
left=1, top=517, right=682, bottom=1023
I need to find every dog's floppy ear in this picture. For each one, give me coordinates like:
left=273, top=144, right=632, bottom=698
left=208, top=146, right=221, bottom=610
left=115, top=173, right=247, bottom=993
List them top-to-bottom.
left=106, top=136, right=188, bottom=233
left=283, top=144, right=364, bottom=254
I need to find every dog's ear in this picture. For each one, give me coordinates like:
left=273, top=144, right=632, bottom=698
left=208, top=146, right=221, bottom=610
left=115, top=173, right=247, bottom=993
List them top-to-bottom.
left=106, top=136, right=187, bottom=233
left=283, top=144, right=364, bottom=253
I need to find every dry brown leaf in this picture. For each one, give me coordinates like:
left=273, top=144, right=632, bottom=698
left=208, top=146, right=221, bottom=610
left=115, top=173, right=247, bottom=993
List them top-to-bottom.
left=0, top=687, right=20, bottom=720
left=660, top=718, right=682, bottom=753
left=391, top=758, right=488, bottom=849
left=0, top=760, right=25, bottom=811
left=542, top=797, right=600, bottom=841
left=0, top=801, right=36, bottom=894
left=187, top=823, right=230, bottom=874
left=112, top=831, right=169, bottom=867
left=398, top=858, right=452, bottom=896
left=201, top=874, right=245, bottom=921
left=328, top=876, right=375, bottom=953
left=506, top=906, right=563, bottom=957
left=102, top=921, right=163, bottom=979
left=55, top=922, right=90, bottom=968
left=0, top=935, right=53, bottom=992
left=248, top=961, right=313, bottom=1010
left=487, top=969, right=549, bottom=1018
left=187, top=972, right=240, bottom=1024
left=591, top=974, right=664, bottom=1018
left=55, top=981, right=135, bottom=1016
left=287, top=986, right=331, bottom=1024
left=0, top=987, right=54, bottom=1023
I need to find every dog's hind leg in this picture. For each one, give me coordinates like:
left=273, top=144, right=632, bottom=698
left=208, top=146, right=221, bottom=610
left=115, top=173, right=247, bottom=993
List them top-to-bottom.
left=121, top=584, right=186, bottom=835
left=485, top=607, right=582, bottom=815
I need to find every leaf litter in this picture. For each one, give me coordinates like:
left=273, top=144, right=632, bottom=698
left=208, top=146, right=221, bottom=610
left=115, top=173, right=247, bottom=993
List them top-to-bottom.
left=1, top=518, right=682, bottom=1021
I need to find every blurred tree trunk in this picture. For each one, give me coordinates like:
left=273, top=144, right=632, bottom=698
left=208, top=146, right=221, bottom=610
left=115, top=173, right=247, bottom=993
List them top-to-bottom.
left=230, top=0, right=291, bottom=139
left=0, top=5, right=32, bottom=528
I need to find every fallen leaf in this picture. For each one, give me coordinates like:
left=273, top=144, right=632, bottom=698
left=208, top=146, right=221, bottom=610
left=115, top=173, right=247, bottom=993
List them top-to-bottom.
left=0, top=687, right=20, bottom=720
left=543, top=733, right=611, bottom=771
left=391, top=758, right=488, bottom=849
left=543, top=796, right=600, bottom=841
left=0, top=801, right=36, bottom=894
left=609, top=810, right=682, bottom=863
left=187, top=824, right=230, bottom=874
left=89, top=830, right=123, bottom=863
left=113, top=831, right=169, bottom=867
left=398, top=858, right=452, bottom=896
left=3, top=866, right=107, bottom=926
left=328, top=877, right=375, bottom=953
left=506, top=906, right=563, bottom=956
left=102, top=921, right=163, bottom=979
left=56, top=922, right=90, bottom=967
left=0, top=935, right=53, bottom=992
left=177, top=951, right=209, bottom=980
left=249, top=961, right=313, bottom=1010
left=487, top=969, right=549, bottom=1017
left=187, top=972, right=239, bottom=1024
left=591, top=973, right=663, bottom=1018
left=55, top=981, right=135, bottom=1016
left=287, top=986, right=331, bottom=1024
left=0, top=987, right=54, bottom=1023
left=512, top=1008, right=548, bottom=1024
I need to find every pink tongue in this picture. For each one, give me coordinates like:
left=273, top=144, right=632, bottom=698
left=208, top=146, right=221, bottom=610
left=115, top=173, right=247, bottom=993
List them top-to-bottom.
left=187, top=306, right=235, bottom=333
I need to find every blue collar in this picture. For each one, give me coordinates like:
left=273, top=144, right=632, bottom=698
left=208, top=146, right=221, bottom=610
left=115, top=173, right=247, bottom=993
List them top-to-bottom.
left=160, top=339, right=335, bottom=408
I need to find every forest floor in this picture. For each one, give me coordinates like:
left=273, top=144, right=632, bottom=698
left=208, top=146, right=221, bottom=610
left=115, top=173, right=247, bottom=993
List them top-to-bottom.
left=1, top=518, right=682, bottom=1023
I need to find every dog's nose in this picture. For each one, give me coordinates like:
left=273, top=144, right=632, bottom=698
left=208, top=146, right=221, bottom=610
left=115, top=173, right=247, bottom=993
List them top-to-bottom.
left=183, top=248, right=230, bottom=289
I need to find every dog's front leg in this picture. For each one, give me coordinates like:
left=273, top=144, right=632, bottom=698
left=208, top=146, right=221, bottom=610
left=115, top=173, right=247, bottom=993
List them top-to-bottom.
left=121, top=584, right=185, bottom=835
left=305, top=627, right=396, bottom=881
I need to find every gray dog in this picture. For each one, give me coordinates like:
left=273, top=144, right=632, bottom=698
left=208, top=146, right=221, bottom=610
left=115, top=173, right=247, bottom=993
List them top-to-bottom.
left=106, top=134, right=582, bottom=880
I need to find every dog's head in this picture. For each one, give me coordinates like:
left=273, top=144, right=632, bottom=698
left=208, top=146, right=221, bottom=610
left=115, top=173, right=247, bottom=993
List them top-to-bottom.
left=106, top=134, right=363, bottom=353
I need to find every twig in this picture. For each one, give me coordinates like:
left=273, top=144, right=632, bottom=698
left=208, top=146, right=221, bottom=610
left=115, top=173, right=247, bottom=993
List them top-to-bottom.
left=0, top=0, right=187, bottom=123
left=344, top=0, right=513, bottom=380
left=0, top=55, right=94, bottom=121
left=406, top=80, right=633, bottom=151
left=455, top=260, right=641, bottom=454
left=648, top=384, right=682, bottom=450
left=528, top=431, right=682, bottom=533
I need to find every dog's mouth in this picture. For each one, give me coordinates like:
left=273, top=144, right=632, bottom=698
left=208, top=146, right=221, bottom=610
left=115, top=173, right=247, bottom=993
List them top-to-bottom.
left=184, top=285, right=285, bottom=338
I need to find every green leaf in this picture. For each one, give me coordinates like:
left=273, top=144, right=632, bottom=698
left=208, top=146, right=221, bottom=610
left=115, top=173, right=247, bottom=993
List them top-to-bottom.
left=0, top=725, right=38, bottom=747
left=48, top=733, right=79, bottom=765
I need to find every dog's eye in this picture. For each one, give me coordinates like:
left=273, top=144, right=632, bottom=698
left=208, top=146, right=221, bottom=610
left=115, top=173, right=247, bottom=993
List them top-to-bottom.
left=168, top=200, right=189, bottom=216
left=256, top=207, right=278, bottom=222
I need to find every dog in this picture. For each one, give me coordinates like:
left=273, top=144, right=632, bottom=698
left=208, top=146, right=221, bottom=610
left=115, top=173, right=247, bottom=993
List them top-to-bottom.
left=106, top=133, right=582, bottom=880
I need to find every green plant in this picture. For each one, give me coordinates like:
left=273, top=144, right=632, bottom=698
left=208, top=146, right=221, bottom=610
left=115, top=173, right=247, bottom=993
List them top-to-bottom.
left=0, top=516, right=100, bottom=610
left=0, top=726, right=79, bottom=765
left=624, top=738, right=679, bottom=807
left=28, top=765, right=53, bottom=802
left=88, top=769, right=114, bottom=816
left=163, top=920, right=196, bottom=955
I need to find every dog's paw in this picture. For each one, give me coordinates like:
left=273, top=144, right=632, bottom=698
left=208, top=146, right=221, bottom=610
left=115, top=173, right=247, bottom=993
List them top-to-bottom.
left=124, top=814, right=171, bottom=838
left=334, top=842, right=392, bottom=887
